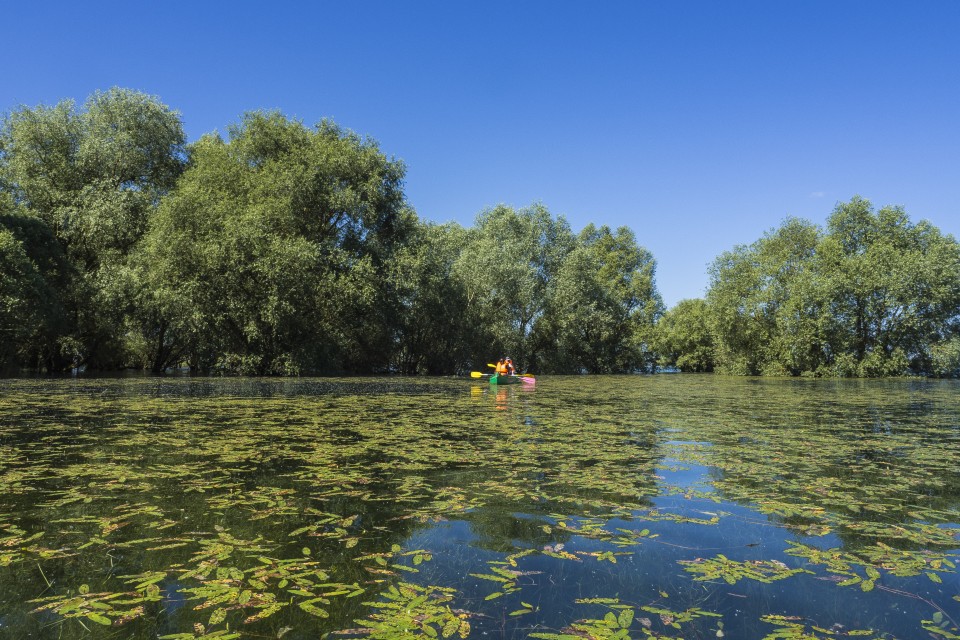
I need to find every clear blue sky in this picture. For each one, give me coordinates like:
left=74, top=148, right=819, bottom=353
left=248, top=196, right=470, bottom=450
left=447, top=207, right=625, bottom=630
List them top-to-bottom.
left=4, top=1, right=959, bottom=308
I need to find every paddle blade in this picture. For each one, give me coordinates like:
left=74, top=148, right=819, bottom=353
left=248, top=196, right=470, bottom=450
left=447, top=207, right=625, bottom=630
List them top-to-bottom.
left=487, top=363, right=497, bottom=369
left=470, top=371, right=485, bottom=378
left=519, top=376, right=536, bottom=384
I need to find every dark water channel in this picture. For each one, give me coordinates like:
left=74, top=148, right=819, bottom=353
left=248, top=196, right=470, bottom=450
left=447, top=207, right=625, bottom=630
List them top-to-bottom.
left=0, top=375, right=958, bottom=639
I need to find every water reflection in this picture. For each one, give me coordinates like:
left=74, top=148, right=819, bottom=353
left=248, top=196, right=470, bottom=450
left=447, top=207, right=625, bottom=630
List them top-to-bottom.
left=0, top=375, right=957, bottom=639
left=495, top=385, right=509, bottom=411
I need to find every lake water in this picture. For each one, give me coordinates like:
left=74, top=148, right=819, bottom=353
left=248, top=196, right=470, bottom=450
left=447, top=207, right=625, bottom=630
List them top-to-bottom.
left=0, top=375, right=958, bottom=639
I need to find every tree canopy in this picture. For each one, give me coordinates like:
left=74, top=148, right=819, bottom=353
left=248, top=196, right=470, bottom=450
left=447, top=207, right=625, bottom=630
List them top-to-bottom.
left=0, top=88, right=185, bottom=371
left=2, top=89, right=958, bottom=378
left=140, top=112, right=415, bottom=375
left=696, top=197, right=960, bottom=377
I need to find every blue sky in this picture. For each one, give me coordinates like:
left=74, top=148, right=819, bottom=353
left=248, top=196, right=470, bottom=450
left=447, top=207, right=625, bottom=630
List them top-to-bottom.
left=4, top=1, right=959, bottom=307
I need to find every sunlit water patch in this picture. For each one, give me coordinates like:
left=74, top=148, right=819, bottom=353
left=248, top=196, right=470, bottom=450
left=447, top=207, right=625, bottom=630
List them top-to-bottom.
left=0, top=375, right=958, bottom=639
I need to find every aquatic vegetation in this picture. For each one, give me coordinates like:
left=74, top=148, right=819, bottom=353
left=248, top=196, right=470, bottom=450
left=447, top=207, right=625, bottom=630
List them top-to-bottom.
left=0, top=375, right=958, bottom=638
left=1, top=522, right=70, bottom=566
left=679, top=554, right=812, bottom=584
left=351, top=582, right=470, bottom=638
left=29, top=585, right=148, bottom=627
left=530, top=597, right=722, bottom=639
left=922, top=611, right=960, bottom=639
left=759, top=614, right=883, bottom=639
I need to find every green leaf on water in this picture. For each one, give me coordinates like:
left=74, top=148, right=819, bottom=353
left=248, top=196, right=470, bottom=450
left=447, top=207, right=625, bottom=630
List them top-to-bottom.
left=299, top=602, right=328, bottom=617
left=209, top=608, right=226, bottom=625
left=87, top=612, right=111, bottom=625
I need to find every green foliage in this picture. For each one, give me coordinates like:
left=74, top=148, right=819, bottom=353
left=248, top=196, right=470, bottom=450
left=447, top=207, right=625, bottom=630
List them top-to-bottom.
left=0, top=87, right=186, bottom=370
left=4, top=89, right=957, bottom=378
left=142, top=112, right=413, bottom=374
left=816, top=197, right=960, bottom=376
left=701, top=198, right=960, bottom=377
left=453, top=203, right=577, bottom=370
left=450, top=206, right=664, bottom=374
left=0, top=212, right=68, bottom=370
left=707, top=217, right=821, bottom=375
left=388, top=222, right=473, bottom=374
left=540, top=224, right=663, bottom=373
left=653, top=298, right=714, bottom=372
left=930, top=336, right=960, bottom=378
left=784, top=540, right=956, bottom=591
left=679, top=554, right=812, bottom=584
left=355, top=582, right=470, bottom=638
left=29, top=586, right=150, bottom=629
left=531, top=598, right=721, bottom=639
left=529, top=599, right=636, bottom=639
left=922, top=611, right=960, bottom=639
left=760, top=614, right=882, bottom=639
left=158, top=630, right=242, bottom=640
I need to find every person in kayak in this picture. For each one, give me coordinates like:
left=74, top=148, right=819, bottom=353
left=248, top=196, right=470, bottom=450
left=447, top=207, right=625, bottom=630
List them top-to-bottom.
left=505, top=357, right=515, bottom=375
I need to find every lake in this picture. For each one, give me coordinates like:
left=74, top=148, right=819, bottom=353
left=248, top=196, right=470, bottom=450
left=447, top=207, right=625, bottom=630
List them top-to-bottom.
left=0, top=375, right=958, bottom=639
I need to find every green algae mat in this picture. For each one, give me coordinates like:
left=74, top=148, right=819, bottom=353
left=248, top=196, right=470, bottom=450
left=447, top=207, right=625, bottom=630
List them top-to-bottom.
left=0, top=375, right=958, bottom=639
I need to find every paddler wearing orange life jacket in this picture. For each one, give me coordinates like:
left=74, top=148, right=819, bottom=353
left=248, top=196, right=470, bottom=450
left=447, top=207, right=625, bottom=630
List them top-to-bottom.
left=496, top=357, right=515, bottom=376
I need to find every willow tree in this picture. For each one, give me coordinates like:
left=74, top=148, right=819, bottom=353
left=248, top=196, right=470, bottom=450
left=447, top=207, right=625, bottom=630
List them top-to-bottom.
left=0, top=88, right=185, bottom=370
left=141, top=112, right=413, bottom=374
left=817, top=197, right=960, bottom=376
left=703, top=198, right=960, bottom=377
left=0, top=201, right=70, bottom=371
left=453, top=203, right=576, bottom=371
left=707, top=217, right=822, bottom=375
left=388, top=221, right=473, bottom=375
left=540, top=224, right=663, bottom=373
left=654, top=298, right=715, bottom=372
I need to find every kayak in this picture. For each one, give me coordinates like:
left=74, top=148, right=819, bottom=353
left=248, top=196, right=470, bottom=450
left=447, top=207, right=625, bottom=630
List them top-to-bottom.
left=489, top=374, right=521, bottom=385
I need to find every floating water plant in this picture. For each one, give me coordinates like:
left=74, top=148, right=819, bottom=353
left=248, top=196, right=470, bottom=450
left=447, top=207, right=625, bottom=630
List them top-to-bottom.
left=0, top=375, right=957, bottom=638
left=680, top=554, right=812, bottom=584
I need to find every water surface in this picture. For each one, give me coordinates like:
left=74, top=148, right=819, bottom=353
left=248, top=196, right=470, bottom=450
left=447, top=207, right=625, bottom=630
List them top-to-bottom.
left=0, top=375, right=958, bottom=639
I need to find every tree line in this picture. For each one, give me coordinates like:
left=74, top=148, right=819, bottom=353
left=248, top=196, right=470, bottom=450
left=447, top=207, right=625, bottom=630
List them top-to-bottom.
left=1, top=89, right=958, bottom=377
left=656, top=199, right=960, bottom=377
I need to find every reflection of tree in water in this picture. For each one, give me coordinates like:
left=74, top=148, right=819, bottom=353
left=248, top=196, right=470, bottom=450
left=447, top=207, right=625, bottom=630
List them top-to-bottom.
left=2, top=375, right=958, bottom=639
left=0, top=376, right=669, bottom=637
left=659, top=378, right=960, bottom=556
left=0, top=380, right=489, bottom=637
left=495, top=385, right=509, bottom=411
left=461, top=396, right=665, bottom=557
